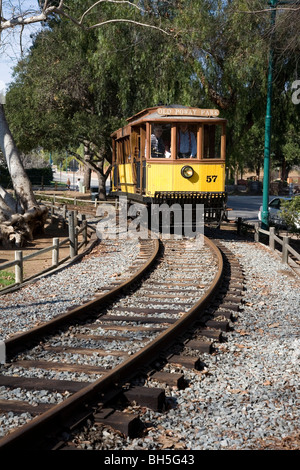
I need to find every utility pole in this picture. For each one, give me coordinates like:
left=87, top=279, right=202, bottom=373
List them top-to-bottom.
left=261, top=0, right=300, bottom=229
left=261, top=0, right=278, bottom=229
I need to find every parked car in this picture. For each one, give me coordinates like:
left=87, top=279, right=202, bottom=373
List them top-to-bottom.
left=258, top=196, right=300, bottom=229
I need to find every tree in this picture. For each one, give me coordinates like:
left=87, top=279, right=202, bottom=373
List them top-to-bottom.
left=0, top=0, right=171, bottom=245
left=1, top=0, right=299, bottom=246
left=164, top=0, right=300, bottom=181
left=6, top=2, right=197, bottom=201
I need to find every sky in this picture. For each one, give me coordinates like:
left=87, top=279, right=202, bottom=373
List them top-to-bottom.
left=0, top=1, right=41, bottom=93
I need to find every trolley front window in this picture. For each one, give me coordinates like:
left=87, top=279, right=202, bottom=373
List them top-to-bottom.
left=177, top=123, right=197, bottom=159
left=203, top=124, right=222, bottom=159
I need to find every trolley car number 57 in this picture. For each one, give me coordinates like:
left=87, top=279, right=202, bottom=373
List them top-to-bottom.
left=206, top=175, right=218, bottom=182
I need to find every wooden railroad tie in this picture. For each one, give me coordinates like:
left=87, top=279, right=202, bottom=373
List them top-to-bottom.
left=168, top=355, right=204, bottom=370
left=149, top=371, right=186, bottom=389
left=123, top=386, right=166, bottom=411
left=94, top=409, right=144, bottom=438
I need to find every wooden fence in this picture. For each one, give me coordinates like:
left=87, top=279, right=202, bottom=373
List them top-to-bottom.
left=35, top=192, right=118, bottom=209
left=0, top=209, right=93, bottom=293
left=237, top=217, right=300, bottom=268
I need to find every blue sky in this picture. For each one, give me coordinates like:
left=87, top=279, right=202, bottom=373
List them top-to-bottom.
left=0, top=1, right=41, bottom=90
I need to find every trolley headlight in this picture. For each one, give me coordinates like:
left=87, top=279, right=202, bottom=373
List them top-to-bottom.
left=181, top=165, right=194, bottom=179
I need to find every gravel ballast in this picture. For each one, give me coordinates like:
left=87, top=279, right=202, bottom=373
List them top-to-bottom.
left=0, top=233, right=299, bottom=449
left=70, top=236, right=300, bottom=450
left=119, top=236, right=300, bottom=450
left=0, top=238, right=140, bottom=341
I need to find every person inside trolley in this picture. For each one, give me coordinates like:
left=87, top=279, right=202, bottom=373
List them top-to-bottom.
left=177, top=123, right=197, bottom=158
left=151, top=125, right=166, bottom=158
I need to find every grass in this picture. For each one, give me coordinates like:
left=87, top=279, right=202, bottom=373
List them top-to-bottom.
left=0, top=270, right=15, bottom=287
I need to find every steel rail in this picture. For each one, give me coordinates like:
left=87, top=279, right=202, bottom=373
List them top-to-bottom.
left=0, top=236, right=223, bottom=450
left=4, top=238, right=160, bottom=360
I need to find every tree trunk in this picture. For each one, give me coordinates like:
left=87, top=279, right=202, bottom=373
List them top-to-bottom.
left=0, top=104, right=48, bottom=247
left=0, top=105, right=36, bottom=210
left=83, top=143, right=91, bottom=190
left=68, top=145, right=111, bottom=201
left=281, top=157, right=287, bottom=182
left=97, top=158, right=112, bottom=201
left=83, top=166, right=91, bottom=190
left=97, top=172, right=107, bottom=201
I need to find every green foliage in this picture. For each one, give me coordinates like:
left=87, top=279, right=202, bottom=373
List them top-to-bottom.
left=3, top=0, right=300, bottom=180
left=5, top=1, right=201, bottom=162
left=0, top=166, right=52, bottom=187
left=26, top=167, right=53, bottom=185
left=280, top=197, right=300, bottom=234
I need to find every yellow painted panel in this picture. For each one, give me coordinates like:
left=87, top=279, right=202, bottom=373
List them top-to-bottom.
left=118, top=163, right=135, bottom=193
left=146, top=163, right=225, bottom=196
left=197, top=163, right=225, bottom=192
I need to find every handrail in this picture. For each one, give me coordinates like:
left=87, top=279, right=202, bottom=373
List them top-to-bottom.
left=35, top=193, right=118, bottom=207
left=0, top=210, right=94, bottom=293
left=236, top=217, right=300, bottom=266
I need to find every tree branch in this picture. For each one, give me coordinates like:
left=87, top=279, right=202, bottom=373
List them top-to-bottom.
left=0, top=0, right=171, bottom=36
left=79, top=0, right=144, bottom=25
left=240, top=5, right=300, bottom=14
left=0, top=6, right=58, bottom=31
left=87, top=18, right=170, bottom=34
left=67, top=149, right=101, bottom=173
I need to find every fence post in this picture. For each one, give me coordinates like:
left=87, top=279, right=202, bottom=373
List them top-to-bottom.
left=51, top=202, right=54, bottom=224
left=62, top=204, right=67, bottom=229
left=74, top=210, right=78, bottom=226
left=68, top=211, right=76, bottom=258
left=82, top=215, right=87, bottom=245
left=237, top=217, right=242, bottom=235
left=254, top=224, right=259, bottom=242
left=75, top=226, right=79, bottom=254
left=269, top=227, right=275, bottom=251
left=282, top=236, right=289, bottom=264
left=52, top=238, right=59, bottom=267
left=15, top=250, right=23, bottom=284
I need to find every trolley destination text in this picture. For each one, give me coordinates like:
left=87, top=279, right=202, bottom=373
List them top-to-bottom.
left=157, top=107, right=220, bottom=117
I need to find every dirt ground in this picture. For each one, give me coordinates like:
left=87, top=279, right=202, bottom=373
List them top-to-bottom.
left=0, top=189, right=97, bottom=285
left=0, top=222, right=72, bottom=283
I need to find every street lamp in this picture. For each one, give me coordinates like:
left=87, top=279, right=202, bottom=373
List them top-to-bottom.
left=261, top=0, right=300, bottom=229
left=261, top=0, right=278, bottom=229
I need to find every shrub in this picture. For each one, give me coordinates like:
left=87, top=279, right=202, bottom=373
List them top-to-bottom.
left=280, top=197, right=300, bottom=234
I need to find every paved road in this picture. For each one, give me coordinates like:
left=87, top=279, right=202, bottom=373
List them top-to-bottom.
left=226, top=195, right=267, bottom=223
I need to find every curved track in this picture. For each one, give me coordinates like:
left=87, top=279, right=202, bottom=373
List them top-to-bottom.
left=0, top=234, right=244, bottom=450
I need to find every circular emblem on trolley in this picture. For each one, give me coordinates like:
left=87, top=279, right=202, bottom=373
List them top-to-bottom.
left=181, top=165, right=194, bottom=179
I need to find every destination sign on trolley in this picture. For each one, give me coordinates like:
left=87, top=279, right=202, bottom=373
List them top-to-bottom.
left=157, top=107, right=220, bottom=117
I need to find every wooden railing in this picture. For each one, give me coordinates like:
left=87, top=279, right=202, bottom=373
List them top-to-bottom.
left=35, top=192, right=118, bottom=209
left=0, top=209, right=94, bottom=293
left=236, top=217, right=300, bottom=267
left=254, top=225, right=300, bottom=265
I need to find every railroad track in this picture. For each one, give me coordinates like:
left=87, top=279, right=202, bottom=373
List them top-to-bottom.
left=0, top=233, right=244, bottom=450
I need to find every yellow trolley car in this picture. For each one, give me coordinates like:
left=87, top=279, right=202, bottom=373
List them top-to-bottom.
left=110, top=105, right=227, bottom=224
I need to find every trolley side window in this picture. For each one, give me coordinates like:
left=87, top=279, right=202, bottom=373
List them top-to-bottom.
left=150, top=123, right=171, bottom=158
left=203, top=124, right=222, bottom=159
left=131, top=129, right=140, bottom=159
left=116, top=137, right=130, bottom=163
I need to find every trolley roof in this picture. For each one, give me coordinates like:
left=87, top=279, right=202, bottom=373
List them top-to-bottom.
left=112, top=105, right=226, bottom=139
